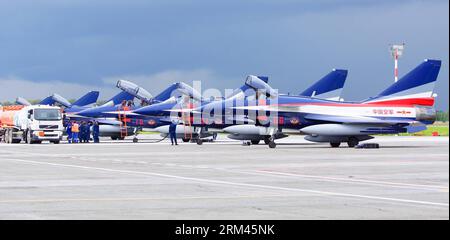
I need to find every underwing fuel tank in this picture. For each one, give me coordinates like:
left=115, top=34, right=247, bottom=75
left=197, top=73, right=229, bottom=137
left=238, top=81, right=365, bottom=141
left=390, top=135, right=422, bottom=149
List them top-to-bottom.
left=301, top=124, right=403, bottom=136
left=301, top=124, right=370, bottom=136
left=98, top=125, right=134, bottom=137
left=155, top=125, right=194, bottom=135
left=223, top=125, right=273, bottom=135
left=224, top=125, right=288, bottom=141
left=304, top=135, right=373, bottom=143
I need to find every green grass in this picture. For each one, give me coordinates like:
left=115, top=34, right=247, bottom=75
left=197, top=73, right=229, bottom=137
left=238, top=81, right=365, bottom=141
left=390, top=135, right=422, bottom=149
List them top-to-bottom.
left=399, top=125, right=449, bottom=136
left=136, top=131, right=160, bottom=135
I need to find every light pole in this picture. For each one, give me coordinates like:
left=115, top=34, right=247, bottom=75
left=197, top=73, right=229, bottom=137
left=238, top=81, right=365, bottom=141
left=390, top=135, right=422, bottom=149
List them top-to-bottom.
left=390, top=44, right=405, bottom=82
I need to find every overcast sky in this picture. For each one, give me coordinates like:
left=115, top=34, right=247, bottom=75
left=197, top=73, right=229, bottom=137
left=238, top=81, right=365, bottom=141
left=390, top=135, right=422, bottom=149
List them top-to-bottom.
left=0, top=0, right=448, bottom=109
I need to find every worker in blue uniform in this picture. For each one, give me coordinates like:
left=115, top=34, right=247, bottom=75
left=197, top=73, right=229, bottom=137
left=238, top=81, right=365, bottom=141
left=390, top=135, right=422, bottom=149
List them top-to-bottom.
left=169, top=119, right=178, bottom=145
left=66, top=121, right=72, bottom=143
left=79, top=121, right=86, bottom=143
left=93, top=121, right=100, bottom=143
left=85, top=122, right=91, bottom=143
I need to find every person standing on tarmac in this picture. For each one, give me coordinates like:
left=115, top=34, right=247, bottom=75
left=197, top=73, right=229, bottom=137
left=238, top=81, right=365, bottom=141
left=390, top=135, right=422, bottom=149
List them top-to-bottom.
left=169, top=119, right=179, bottom=146
left=66, top=121, right=73, bottom=143
left=71, top=121, right=80, bottom=143
left=79, top=121, right=86, bottom=143
left=93, top=121, right=100, bottom=143
left=85, top=122, right=92, bottom=143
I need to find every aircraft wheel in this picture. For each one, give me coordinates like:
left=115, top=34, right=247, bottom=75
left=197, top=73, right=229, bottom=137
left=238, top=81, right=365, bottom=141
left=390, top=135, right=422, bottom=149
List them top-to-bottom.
left=111, top=136, right=118, bottom=140
left=133, top=137, right=139, bottom=143
left=347, top=137, right=359, bottom=148
left=182, top=138, right=190, bottom=143
left=264, top=138, right=271, bottom=145
left=196, top=139, right=203, bottom=145
left=251, top=140, right=260, bottom=145
left=268, top=141, right=276, bottom=148
left=330, top=142, right=341, bottom=148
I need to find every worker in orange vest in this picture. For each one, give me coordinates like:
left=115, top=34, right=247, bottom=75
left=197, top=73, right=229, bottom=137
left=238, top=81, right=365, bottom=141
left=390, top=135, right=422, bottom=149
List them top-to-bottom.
left=71, top=121, right=80, bottom=143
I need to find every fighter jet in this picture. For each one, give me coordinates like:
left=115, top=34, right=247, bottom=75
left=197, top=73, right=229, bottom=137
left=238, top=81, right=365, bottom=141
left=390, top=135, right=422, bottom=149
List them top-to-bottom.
left=219, top=59, right=441, bottom=148
left=132, top=69, right=348, bottom=144
left=224, top=69, right=348, bottom=143
left=76, top=80, right=205, bottom=141
left=33, top=89, right=137, bottom=140
left=15, top=91, right=100, bottom=108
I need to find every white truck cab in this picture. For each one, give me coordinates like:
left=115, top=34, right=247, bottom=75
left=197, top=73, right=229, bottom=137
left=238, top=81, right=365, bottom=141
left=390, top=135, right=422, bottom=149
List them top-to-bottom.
left=14, top=105, right=64, bottom=144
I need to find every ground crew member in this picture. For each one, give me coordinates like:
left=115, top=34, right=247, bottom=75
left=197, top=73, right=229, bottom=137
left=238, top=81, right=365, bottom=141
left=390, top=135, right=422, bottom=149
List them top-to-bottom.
left=127, top=100, right=134, bottom=107
left=169, top=119, right=178, bottom=145
left=66, top=121, right=73, bottom=143
left=71, top=121, right=80, bottom=143
left=79, top=121, right=86, bottom=143
left=93, top=121, right=100, bottom=143
left=85, top=122, right=91, bottom=143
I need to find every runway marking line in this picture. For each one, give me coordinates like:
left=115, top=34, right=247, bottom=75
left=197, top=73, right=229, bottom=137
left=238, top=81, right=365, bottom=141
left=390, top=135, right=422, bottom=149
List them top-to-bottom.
left=1, top=149, right=448, bottom=192
left=3, top=158, right=449, bottom=208
left=253, top=170, right=449, bottom=191
left=0, top=194, right=299, bottom=204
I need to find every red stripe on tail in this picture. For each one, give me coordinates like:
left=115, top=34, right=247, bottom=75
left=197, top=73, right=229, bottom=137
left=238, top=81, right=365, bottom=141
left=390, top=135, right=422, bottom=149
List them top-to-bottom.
left=369, top=97, right=435, bottom=106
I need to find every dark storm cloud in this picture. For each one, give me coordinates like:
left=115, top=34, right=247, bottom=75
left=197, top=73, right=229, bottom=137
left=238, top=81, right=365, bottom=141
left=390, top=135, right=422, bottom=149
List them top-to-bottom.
left=0, top=0, right=448, bottom=109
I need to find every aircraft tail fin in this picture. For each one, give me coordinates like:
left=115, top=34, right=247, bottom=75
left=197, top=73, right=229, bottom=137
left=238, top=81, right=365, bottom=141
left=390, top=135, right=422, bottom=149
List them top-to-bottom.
left=364, top=59, right=441, bottom=106
left=300, top=69, right=347, bottom=100
left=153, top=83, right=179, bottom=102
left=72, top=91, right=100, bottom=107
left=107, top=91, right=135, bottom=105
left=39, top=96, right=56, bottom=105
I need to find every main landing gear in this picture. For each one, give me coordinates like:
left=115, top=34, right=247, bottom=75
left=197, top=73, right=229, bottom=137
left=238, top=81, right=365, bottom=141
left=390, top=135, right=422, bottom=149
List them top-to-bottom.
left=267, top=136, right=276, bottom=149
left=329, top=137, right=360, bottom=148
left=347, top=137, right=359, bottom=148
left=330, top=142, right=341, bottom=148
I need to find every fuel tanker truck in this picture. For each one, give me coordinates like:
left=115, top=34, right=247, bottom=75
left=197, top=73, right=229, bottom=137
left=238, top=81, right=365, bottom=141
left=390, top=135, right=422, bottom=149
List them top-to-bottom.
left=0, top=105, right=64, bottom=144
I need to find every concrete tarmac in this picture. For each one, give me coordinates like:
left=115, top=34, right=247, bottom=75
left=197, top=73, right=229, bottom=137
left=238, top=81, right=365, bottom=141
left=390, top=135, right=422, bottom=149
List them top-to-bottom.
left=0, top=136, right=448, bottom=219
